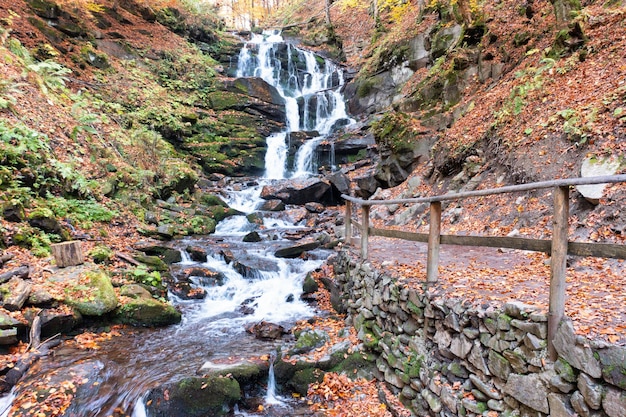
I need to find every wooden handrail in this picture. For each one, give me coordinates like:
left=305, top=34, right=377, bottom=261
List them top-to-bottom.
left=341, top=174, right=626, bottom=360
left=341, top=174, right=626, bottom=206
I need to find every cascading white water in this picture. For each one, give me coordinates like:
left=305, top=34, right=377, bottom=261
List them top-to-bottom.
left=237, top=30, right=353, bottom=179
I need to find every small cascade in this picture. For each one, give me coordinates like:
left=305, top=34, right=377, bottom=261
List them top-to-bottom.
left=237, top=30, right=353, bottom=179
left=265, top=351, right=282, bottom=405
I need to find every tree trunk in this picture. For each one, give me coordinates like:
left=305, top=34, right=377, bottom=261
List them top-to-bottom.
left=325, top=0, right=332, bottom=25
left=51, top=241, right=84, bottom=268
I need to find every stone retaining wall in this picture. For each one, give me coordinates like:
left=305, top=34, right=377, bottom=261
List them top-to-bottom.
left=333, top=251, right=626, bottom=417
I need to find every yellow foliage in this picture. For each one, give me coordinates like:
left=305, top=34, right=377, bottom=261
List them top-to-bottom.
left=337, top=0, right=368, bottom=11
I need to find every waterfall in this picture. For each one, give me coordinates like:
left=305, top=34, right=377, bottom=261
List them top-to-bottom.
left=236, top=30, right=352, bottom=179
left=265, top=352, right=282, bottom=405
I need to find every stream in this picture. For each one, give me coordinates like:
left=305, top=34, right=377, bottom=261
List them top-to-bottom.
left=0, top=30, right=353, bottom=416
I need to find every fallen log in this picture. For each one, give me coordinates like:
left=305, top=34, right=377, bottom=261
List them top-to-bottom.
left=115, top=252, right=141, bottom=266
left=0, top=265, right=29, bottom=284
left=2, top=278, right=33, bottom=311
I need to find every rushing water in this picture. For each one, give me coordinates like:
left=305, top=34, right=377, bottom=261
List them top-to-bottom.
left=1, top=30, right=351, bottom=416
left=237, top=30, right=352, bottom=179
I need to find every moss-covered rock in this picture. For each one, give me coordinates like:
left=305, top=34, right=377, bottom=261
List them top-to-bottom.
left=133, top=254, right=169, bottom=272
left=64, top=269, right=118, bottom=316
left=115, top=297, right=181, bottom=327
left=291, top=329, right=328, bottom=354
left=201, top=360, right=266, bottom=385
left=287, top=368, right=325, bottom=396
left=145, top=375, right=240, bottom=417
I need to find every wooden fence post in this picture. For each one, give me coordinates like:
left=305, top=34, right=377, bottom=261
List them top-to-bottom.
left=548, top=186, right=569, bottom=360
left=345, top=200, right=352, bottom=246
left=427, top=201, right=442, bottom=283
left=361, top=205, right=370, bottom=260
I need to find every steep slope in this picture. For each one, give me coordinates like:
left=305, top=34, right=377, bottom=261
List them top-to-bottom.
left=267, top=0, right=625, bottom=244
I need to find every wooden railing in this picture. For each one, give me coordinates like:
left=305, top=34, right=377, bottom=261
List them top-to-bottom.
left=341, top=174, right=626, bottom=359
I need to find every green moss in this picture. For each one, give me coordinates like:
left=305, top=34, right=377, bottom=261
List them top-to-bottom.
left=372, top=112, right=417, bottom=155
left=88, top=245, right=113, bottom=264
left=65, top=269, right=118, bottom=316
left=115, top=297, right=182, bottom=327
left=403, top=355, right=423, bottom=378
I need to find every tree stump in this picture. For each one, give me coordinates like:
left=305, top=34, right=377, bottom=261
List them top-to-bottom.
left=51, top=241, right=84, bottom=268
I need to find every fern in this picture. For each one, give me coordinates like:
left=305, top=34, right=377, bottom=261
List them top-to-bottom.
left=27, top=60, right=71, bottom=95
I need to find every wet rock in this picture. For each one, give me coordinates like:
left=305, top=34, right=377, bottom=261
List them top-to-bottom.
left=227, top=77, right=286, bottom=122
left=260, top=178, right=340, bottom=206
left=258, top=199, right=285, bottom=211
left=304, top=202, right=325, bottom=213
left=242, top=231, right=262, bottom=242
left=274, top=240, right=320, bottom=258
left=184, top=245, right=207, bottom=262
left=232, top=255, right=279, bottom=279
left=180, top=267, right=225, bottom=286
left=302, top=272, right=319, bottom=295
left=169, top=279, right=206, bottom=300
left=115, top=296, right=182, bottom=327
left=237, top=297, right=258, bottom=315
left=38, top=307, right=82, bottom=337
left=245, top=321, right=285, bottom=340
left=200, top=359, right=267, bottom=385
left=145, top=375, right=240, bottom=417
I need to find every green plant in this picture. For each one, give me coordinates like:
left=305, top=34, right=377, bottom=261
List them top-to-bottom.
left=493, top=58, right=555, bottom=125
left=27, top=60, right=71, bottom=95
left=0, top=77, right=25, bottom=112
left=70, top=101, right=99, bottom=140
left=553, top=106, right=598, bottom=145
left=44, top=196, right=116, bottom=228
left=12, top=224, right=52, bottom=257
left=88, top=245, right=114, bottom=264
left=131, top=265, right=163, bottom=288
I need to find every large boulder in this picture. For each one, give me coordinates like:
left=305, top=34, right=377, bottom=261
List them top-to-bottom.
left=221, top=77, right=286, bottom=123
left=576, top=156, right=623, bottom=204
left=260, top=178, right=342, bottom=206
left=64, top=269, right=118, bottom=316
left=115, top=287, right=182, bottom=327
left=145, top=375, right=240, bottom=417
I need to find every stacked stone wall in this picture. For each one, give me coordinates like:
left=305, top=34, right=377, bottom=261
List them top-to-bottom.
left=334, top=251, right=626, bottom=417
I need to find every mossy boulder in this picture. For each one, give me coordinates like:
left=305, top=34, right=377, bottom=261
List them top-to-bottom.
left=27, top=208, right=70, bottom=239
left=133, top=254, right=169, bottom=272
left=64, top=269, right=118, bottom=316
left=302, top=272, right=318, bottom=295
left=115, top=296, right=181, bottom=327
left=291, top=329, right=328, bottom=354
left=330, top=351, right=378, bottom=379
left=201, top=360, right=267, bottom=385
left=287, top=368, right=325, bottom=396
left=145, top=375, right=240, bottom=417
